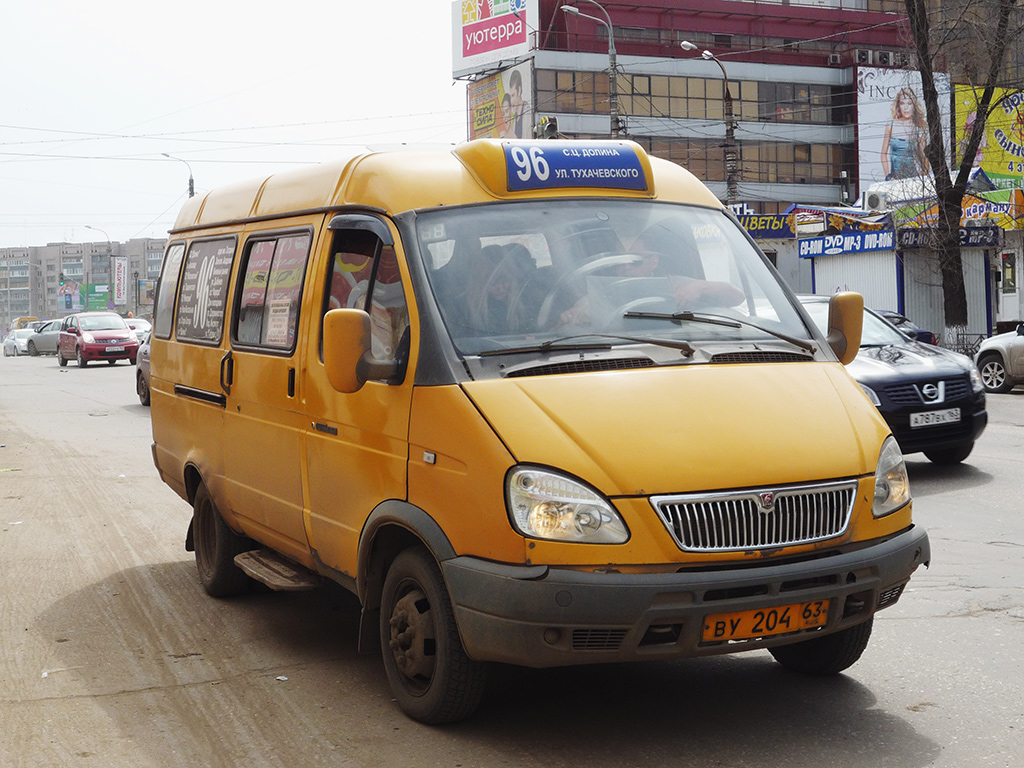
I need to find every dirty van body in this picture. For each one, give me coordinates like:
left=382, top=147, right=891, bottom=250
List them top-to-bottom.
left=150, top=139, right=930, bottom=724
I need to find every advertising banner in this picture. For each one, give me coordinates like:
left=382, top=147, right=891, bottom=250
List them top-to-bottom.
left=452, top=0, right=537, bottom=78
left=468, top=61, right=533, bottom=139
left=857, top=67, right=950, bottom=187
left=954, top=86, right=1024, bottom=190
left=895, top=189, right=1024, bottom=231
left=736, top=214, right=796, bottom=239
left=798, top=230, right=895, bottom=258
left=113, top=257, right=128, bottom=306
left=87, top=284, right=108, bottom=311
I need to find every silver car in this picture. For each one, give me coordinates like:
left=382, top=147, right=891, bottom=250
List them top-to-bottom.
left=27, top=320, right=62, bottom=356
left=975, top=323, right=1024, bottom=393
left=3, top=328, right=33, bottom=356
left=136, top=332, right=152, bottom=406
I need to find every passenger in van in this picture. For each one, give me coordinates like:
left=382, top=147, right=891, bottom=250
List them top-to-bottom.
left=558, top=221, right=744, bottom=326
left=466, top=244, right=539, bottom=334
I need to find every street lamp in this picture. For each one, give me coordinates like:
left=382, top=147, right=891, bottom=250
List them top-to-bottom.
left=561, top=1, right=622, bottom=137
left=681, top=40, right=738, bottom=204
left=162, top=152, right=195, bottom=198
left=85, top=225, right=112, bottom=311
left=133, top=270, right=139, bottom=316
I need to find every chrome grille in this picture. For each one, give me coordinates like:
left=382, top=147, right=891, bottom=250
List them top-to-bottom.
left=651, top=480, right=856, bottom=552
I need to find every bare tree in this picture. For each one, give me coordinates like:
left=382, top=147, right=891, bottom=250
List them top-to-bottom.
left=903, top=0, right=1022, bottom=332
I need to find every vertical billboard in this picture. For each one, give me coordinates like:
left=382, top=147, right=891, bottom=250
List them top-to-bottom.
left=452, top=1, right=537, bottom=78
left=468, top=61, right=533, bottom=139
left=857, top=67, right=950, bottom=187
left=955, top=86, right=1024, bottom=190
left=113, top=257, right=129, bottom=306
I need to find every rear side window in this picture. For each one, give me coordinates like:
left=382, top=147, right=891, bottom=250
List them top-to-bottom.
left=234, top=232, right=312, bottom=350
left=176, top=238, right=236, bottom=344
left=153, top=243, right=185, bottom=339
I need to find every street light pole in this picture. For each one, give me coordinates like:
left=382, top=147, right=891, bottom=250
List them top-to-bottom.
left=561, top=2, right=622, bottom=138
left=681, top=41, right=738, bottom=205
left=162, top=153, right=195, bottom=198
left=85, top=225, right=111, bottom=312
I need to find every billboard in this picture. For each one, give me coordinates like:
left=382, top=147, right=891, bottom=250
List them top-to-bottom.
left=452, top=0, right=537, bottom=78
left=468, top=61, right=533, bottom=139
left=858, top=67, right=950, bottom=187
left=954, top=86, right=1024, bottom=190
left=113, top=257, right=129, bottom=306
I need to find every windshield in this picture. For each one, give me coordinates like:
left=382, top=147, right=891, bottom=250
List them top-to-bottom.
left=415, top=200, right=808, bottom=355
left=802, top=302, right=905, bottom=347
left=80, top=315, right=128, bottom=332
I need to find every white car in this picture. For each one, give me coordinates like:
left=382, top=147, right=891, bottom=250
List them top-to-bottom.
left=125, top=318, right=152, bottom=343
left=975, top=323, right=1024, bottom=393
left=3, top=328, right=34, bottom=356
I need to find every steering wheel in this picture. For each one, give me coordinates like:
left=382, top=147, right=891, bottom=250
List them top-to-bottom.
left=537, top=253, right=646, bottom=328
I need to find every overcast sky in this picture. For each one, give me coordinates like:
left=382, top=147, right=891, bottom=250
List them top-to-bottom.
left=0, top=1, right=468, bottom=248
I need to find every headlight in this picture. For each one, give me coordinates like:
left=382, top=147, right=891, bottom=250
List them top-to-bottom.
left=82, top=332, right=95, bottom=343
left=969, top=366, right=984, bottom=394
left=859, top=383, right=881, bottom=406
left=873, top=436, right=911, bottom=518
left=506, top=467, right=629, bottom=544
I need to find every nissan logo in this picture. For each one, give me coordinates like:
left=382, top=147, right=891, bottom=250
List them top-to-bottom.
left=921, top=383, right=939, bottom=401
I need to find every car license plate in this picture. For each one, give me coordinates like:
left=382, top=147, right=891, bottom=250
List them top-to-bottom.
left=107, top=345, right=125, bottom=352
left=910, top=408, right=960, bottom=428
left=702, top=600, right=830, bottom=642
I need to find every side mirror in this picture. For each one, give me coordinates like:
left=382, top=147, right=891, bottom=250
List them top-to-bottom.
left=826, top=292, right=863, bottom=365
left=323, top=309, right=402, bottom=393
left=1016, top=323, right=1024, bottom=336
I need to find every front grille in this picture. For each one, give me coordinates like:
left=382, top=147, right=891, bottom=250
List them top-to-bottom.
left=883, top=376, right=970, bottom=405
left=652, top=480, right=856, bottom=552
left=877, top=583, right=906, bottom=609
left=571, top=628, right=628, bottom=651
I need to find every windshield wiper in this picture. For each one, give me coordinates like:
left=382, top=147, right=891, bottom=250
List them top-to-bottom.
left=624, top=310, right=815, bottom=354
left=479, top=333, right=695, bottom=357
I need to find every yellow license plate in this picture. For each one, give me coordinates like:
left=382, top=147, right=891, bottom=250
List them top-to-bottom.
left=702, top=599, right=830, bottom=642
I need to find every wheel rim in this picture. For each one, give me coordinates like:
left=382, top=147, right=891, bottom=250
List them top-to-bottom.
left=981, top=360, right=1005, bottom=390
left=387, top=583, right=437, bottom=693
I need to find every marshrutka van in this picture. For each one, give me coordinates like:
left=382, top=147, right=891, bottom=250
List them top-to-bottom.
left=151, top=139, right=930, bottom=723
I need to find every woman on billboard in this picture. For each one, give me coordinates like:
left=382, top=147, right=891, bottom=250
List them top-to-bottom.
left=881, top=88, right=930, bottom=179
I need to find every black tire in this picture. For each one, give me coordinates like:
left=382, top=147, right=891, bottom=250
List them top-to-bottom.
left=28, top=341, right=39, bottom=356
left=76, top=347, right=88, bottom=368
left=57, top=349, right=67, bottom=367
left=978, top=354, right=1013, bottom=393
left=129, top=357, right=137, bottom=365
left=107, top=359, right=117, bottom=365
left=138, top=372, right=151, bottom=406
left=924, top=442, right=974, bottom=465
left=192, top=483, right=252, bottom=597
left=380, top=547, right=486, bottom=724
left=769, top=617, right=873, bottom=675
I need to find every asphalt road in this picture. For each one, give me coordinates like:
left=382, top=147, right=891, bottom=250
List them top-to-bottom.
left=1, top=355, right=1021, bottom=767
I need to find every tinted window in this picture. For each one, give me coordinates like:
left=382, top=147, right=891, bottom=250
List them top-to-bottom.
left=234, top=233, right=312, bottom=350
left=176, top=238, right=236, bottom=344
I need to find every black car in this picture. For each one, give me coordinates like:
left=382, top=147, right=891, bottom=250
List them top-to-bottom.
left=800, top=296, right=986, bottom=464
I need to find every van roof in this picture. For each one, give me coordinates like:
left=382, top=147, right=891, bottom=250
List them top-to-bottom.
left=169, top=140, right=721, bottom=234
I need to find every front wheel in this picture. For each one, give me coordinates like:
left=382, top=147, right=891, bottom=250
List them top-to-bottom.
left=28, top=341, right=39, bottom=356
left=76, top=347, right=88, bottom=368
left=978, top=354, right=1013, bottom=393
left=137, top=372, right=150, bottom=406
left=924, top=442, right=974, bottom=465
left=192, top=483, right=253, bottom=597
left=380, top=547, right=486, bottom=724
left=769, top=617, right=873, bottom=675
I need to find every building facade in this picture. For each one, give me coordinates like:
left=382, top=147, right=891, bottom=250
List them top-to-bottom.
left=0, top=238, right=165, bottom=331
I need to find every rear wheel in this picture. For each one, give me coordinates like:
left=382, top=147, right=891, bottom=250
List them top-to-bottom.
left=76, top=347, right=88, bottom=368
left=57, top=348, right=67, bottom=366
left=978, top=354, right=1012, bottom=393
left=107, top=359, right=117, bottom=365
left=137, top=372, right=151, bottom=406
left=924, top=442, right=974, bottom=464
left=192, top=483, right=253, bottom=597
left=380, top=547, right=486, bottom=723
left=769, top=618, right=873, bottom=675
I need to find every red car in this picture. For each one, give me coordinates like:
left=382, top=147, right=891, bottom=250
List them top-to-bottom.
left=58, top=312, right=140, bottom=368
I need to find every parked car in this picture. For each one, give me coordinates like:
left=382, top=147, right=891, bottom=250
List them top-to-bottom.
left=801, top=295, right=986, bottom=464
left=875, top=309, right=937, bottom=344
left=57, top=311, right=140, bottom=368
left=125, top=317, right=152, bottom=343
left=27, top=320, right=62, bottom=356
left=975, top=323, right=1024, bottom=393
left=3, top=328, right=34, bottom=356
left=136, top=332, right=152, bottom=405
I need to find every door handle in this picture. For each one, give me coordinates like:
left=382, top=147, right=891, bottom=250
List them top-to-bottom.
left=220, top=350, right=233, bottom=395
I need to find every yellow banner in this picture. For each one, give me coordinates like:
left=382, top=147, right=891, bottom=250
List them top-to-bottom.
left=954, top=86, right=1024, bottom=190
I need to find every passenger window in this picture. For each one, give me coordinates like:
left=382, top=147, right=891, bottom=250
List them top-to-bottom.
left=323, top=228, right=410, bottom=374
left=234, top=233, right=312, bottom=350
left=176, top=238, right=236, bottom=344
left=154, top=243, right=185, bottom=340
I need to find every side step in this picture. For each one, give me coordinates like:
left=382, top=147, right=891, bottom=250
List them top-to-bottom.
left=234, top=549, right=321, bottom=591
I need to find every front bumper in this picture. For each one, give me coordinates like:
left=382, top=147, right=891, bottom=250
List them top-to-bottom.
left=442, top=526, right=930, bottom=667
